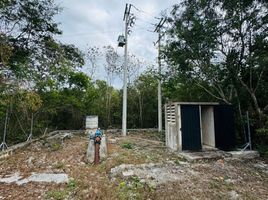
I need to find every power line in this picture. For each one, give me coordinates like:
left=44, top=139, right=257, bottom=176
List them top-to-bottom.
left=130, top=4, right=160, bottom=19
left=135, top=16, right=156, bottom=27
left=55, top=27, right=149, bottom=39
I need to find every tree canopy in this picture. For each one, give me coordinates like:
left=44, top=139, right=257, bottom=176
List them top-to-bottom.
left=163, top=0, right=268, bottom=125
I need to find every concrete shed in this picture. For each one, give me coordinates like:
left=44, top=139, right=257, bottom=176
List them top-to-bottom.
left=165, top=102, right=235, bottom=151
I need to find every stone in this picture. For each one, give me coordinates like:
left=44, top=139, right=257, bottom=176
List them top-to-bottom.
left=47, top=132, right=73, bottom=141
left=109, top=139, right=117, bottom=144
left=179, top=150, right=231, bottom=162
left=228, top=150, right=259, bottom=159
left=110, top=152, right=119, bottom=157
left=0, top=153, right=9, bottom=160
left=27, top=156, right=34, bottom=167
left=110, top=162, right=185, bottom=186
left=253, top=162, right=268, bottom=174
left=122, top=170, right=134, bottom=177
left=0, top=172, right=68, bottom=185
left=0, top=172, right=22, bottom=183
left=17, top=173, right=69, bottom=185
left=225, top=179, right=237, bottom=184
left=148, top=181, right=157, bottom=189
left=228, top=190, right=239, bottom=200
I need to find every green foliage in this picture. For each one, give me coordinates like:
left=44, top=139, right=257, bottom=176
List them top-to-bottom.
left=0, top=0, right=87, bottom=144
left=0, top=0, right=160, bottom=146
left=1, top=0, right=84, bottom=87
left=1, top=0, right=266, bottom=153
left=163, top=0, right=268, bottom=147
left=164, top=0, right=268, bottom=109
left=0, top=34, right=12, bottom=66
left=127, top=70, right=158, bottom=128
left=68, top=72, right=90, bottom=90
left=18, top=91, right=43, bottom=113
left=256, top=117, right=268, bottom=157
left=256, top=128, right=268, bottom=137
left=121, top=142, right=133, bottom=149
left=51, top=143, right=62, bottom=151
left=257, top=145, right=268, bottom=159
left=174, top=160, right=181, bottom=165
left=53, top=162, right=65, bottom=169
left=117, top=176, right=145, bottom=200
left=45, top=179, right=77, bottom=200
left=67, top=179, right=77, bottom=190
left=45, top=190, right=66, bottom=200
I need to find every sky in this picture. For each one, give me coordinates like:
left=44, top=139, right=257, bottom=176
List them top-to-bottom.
left=54, top=0, right=179, bottom=88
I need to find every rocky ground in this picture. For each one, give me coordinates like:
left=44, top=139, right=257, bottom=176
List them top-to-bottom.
left=0, top=131, right=267, bottom=200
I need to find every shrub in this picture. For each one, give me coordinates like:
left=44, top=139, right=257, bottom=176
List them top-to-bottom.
left=121, top=142, right=133, bottom=149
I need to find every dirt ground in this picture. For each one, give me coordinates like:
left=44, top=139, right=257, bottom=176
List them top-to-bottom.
left=0, top=131, right=267, bottom=200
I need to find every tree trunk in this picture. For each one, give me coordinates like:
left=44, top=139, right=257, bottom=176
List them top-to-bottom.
left=238, top=77, right=263, bottom=123
left=138, top=94, right=143, bottom=128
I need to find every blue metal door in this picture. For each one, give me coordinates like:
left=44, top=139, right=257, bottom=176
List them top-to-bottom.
left=181, top=105, right=202, bottom=151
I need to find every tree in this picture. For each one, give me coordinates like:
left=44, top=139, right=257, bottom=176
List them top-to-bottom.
left=0, top=0, right=84, bottom=90
left=0, top=0, right=86, bottom=144
left=163, top=0, right=268, bottom=127
left=103, top=45, right=121, bottom=126
left=86, top=46, right=102, bottom=79
left=127, top=54, right=145, bottom=84
left=127, top=70, right=158, bottom=128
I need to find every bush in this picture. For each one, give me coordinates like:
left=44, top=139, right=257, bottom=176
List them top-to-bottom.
left=256, top=117, right=268, bottom=158
left=121, top=142, right=133, bottom=149
left=257, top=144, right=268, bottom=158
left=45, top=190, right=66, bottom=200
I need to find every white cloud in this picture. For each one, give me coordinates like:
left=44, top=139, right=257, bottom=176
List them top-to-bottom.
left=54, top=0, right=180, bottom=87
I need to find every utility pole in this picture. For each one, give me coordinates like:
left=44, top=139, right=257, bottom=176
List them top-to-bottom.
left=122, top=4, right=132, bottom=136
left=154, top=18, right=166, bottom=133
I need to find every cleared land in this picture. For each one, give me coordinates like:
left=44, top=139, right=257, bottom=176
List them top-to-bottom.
left=0, top=131, right=267, bottom=200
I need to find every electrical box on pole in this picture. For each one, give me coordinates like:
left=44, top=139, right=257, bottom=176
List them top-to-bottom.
left=117, top=35, right=125, bottom=47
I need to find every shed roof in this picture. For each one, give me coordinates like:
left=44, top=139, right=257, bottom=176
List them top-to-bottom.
left=166, top=102, right=219, bottom=106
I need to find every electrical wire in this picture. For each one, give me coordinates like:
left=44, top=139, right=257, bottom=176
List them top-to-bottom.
left=56, top=4, right=170, bottom=39
left=130, top=4, right=160, bottom=19
left=135, top=16, right=157, bottom=26
left=55, top=27, right=152, bottom=38
left=56, top=29, right=123, bottom=38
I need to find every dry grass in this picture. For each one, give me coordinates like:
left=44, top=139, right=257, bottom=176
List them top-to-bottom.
left=0, top=132, right=267, bottom=200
